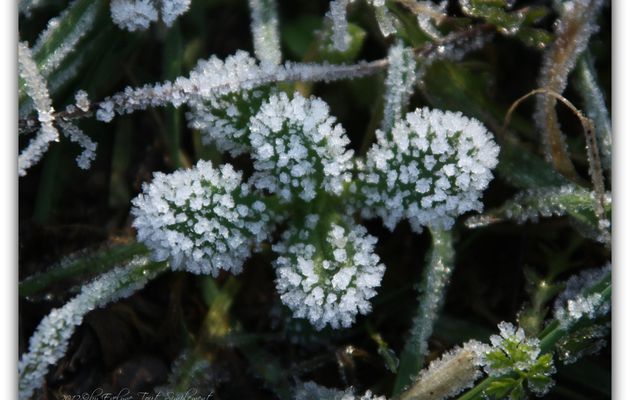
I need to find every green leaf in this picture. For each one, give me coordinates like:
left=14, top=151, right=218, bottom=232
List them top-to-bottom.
left=281, top=15, right=322, bottom=59
left=514, top=27, right=554, bottom=49
left=485, top=377, right=520, bottom=399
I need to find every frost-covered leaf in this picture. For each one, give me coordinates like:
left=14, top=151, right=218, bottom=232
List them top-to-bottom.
left=459, top=0, right=552, bottom=48
left=248, top=92, right=354, bottom=203
left=358, top=107, right=500, bottom=232
left=131, top=160, right=279, bottom=275
left=465, top=184, right=611, bottom=243
left=273, top=215, right=385, bottom=330
left=18, top=257, right=167, bottom=399
left=479, top=322, right=556, bottom=399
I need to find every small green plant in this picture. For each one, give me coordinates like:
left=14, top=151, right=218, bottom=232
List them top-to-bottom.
left=18, top=0, right=611, bottom=399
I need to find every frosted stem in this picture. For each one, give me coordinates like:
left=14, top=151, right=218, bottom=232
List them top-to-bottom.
left=248, top=0, right=282, bottom=65
left=325, top=0, right=354, bottom=52
left=534, top=0, right=604, bottom=179
left=18, top=41, right=59, bottom=177
left=381, top=42, right=417, bottom=133
left=575, top=51, right=612, bottom=171
left=58, top=120, right=97, bottom=169
left=394, top=228, right=455, bottom=395
left=18, top=256, right=168, bottom=399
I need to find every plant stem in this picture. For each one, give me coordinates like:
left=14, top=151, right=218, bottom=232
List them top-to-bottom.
left=393, top=228, right=455, bottom=395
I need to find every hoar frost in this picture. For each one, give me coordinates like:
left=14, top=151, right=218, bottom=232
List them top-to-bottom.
left=248, top=92, right=354, bottom=202
left=359, top=108, right=500, bottom=232
left=131, top=160, right=276, bottom=275
left=273, top=217, right=385, bottom=330
left=553, top=264, right=611, bottom=330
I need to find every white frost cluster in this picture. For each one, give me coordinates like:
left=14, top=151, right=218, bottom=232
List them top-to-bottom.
left=110, top=0, right=191, bottom=32
left=18, top=41, right=59, bottom=177
left=381, top=42, right=417, bottom=132
left=248, top=92, right=354, bottom=202
left=359, top=108, right=500, bottom=232
left=131, top=160, right=276, bottom=276
left=273, top=218, right=385, bottom=330
left=18, top=256, right=162, bottom=400
left=553, top=264, right=611, bottom=330
left=294, top=381, right=385, bottom=400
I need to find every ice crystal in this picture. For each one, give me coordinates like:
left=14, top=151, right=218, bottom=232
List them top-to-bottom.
left=110, top=0, right=190, bottom=31
left=248, top=0, right=282, bottom=65
left=18, top=41, right=59, bottom=177
left=381, top=42, right=417, bottom=133
left=74, top=89, right=90, bottom=112
left=248, top=92, right=354, bottom=202
left=359, top=108, right=500, bottom=232
left=131, top=160, right=277, bottom=276
left=273, top=218, right=385, bottom=330
left=18, top=256, right=163, bottom=400
left=402, top=340, right=487, bottom=400
left=294, top=381, right=385, bottom=400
